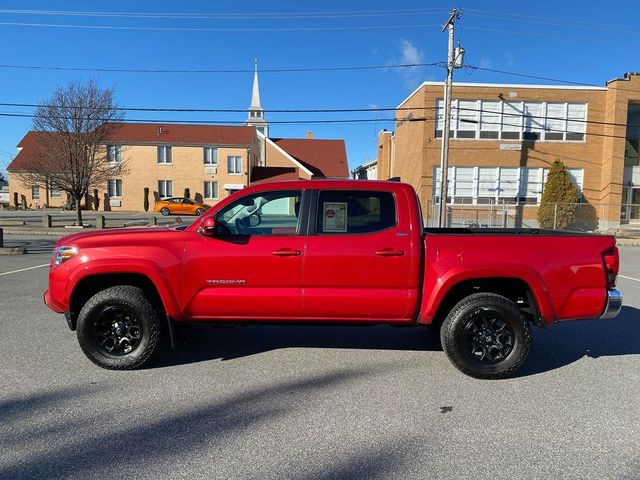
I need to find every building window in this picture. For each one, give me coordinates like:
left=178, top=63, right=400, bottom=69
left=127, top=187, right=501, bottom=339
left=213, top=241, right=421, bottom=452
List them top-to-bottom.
left=435, top=99, right=587, bottom=142
left=107, top=144, right=122, bottom=163
left=157, top=146, right=172, bottom=164
left=204, top=146, right=218, bottom=165
left=227, top=156, right=242, bottom=175
left=434, top=166, right=584, bottom=205
left=107, top=179, right=123, bottom=197
left=158, top=180, right=172, bottom=198
left=204, top=181, right=218, bottom=199
left=30, top=186, right=39, bottom=200
left=51, top=187, right=62, bottom=198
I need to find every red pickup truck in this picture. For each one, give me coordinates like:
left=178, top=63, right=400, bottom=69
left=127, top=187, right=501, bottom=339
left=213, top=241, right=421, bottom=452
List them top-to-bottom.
left=45, top=180, right=622, bottom=379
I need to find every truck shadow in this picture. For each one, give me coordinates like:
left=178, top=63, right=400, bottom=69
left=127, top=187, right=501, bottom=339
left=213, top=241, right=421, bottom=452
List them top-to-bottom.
left=516, top=305, right=640, bottom=377
left=157, top=306, right=640, bottom=378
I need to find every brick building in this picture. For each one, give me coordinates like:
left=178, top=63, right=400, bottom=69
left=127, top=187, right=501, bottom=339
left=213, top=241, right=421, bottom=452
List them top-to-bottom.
left=7, top=64, right=348, bottom=211
left=373, top=72, right=640, bottom=229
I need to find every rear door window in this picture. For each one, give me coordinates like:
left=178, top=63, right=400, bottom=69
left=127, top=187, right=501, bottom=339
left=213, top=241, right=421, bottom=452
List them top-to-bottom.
left=316, top=190, right=396, bottom=234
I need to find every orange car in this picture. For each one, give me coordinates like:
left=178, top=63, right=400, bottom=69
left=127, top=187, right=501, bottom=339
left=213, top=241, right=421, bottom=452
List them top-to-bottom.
left=154, top=197, right=210, bottom=216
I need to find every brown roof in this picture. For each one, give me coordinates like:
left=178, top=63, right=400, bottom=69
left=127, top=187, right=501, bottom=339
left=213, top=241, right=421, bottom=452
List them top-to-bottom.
left=7, top=123, right=256, bottom=172
left=105, top=123, right=255, bottom=145
left=7, top=131, right=49, bottom=172
left=272, top=138, right=348, bottom=178
left=250, top=166, right=300, bottom=184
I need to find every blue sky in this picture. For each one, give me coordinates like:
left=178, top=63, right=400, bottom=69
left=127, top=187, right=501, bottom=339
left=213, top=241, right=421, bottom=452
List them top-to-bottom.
left=0, top=0, right=639, bottom=176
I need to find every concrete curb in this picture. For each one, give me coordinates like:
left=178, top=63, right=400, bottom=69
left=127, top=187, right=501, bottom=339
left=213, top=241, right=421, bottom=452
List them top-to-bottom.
left=0, top=247, right=26, bottom=255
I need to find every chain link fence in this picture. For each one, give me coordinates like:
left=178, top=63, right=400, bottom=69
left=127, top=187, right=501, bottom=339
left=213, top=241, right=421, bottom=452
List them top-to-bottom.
left=425, top=200, right=639, bottom=232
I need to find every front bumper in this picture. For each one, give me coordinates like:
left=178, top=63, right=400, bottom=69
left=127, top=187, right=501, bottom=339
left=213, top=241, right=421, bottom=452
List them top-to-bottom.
left=600, top=289, right=623, bottom=319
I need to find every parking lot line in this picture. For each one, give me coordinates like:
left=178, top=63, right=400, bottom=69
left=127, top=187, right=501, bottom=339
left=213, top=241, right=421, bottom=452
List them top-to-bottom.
left=0, top=263, right=49, bottom=276
left=619, top=274, right=640, bottom=283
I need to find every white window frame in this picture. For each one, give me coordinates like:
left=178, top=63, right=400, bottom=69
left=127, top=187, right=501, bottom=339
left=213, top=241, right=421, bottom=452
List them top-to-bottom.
left=435, top=99, right=587, bottom=142
left=107, top=144, right=122, bottom=163
left=157, top=145, right=172, bottom=164
left=204, top=146, right=218, bottom=165
left=227, top=156, right=242, bottom=175
left=433, top=166, right=584, bottom=205
left=107, top=179, right=123, bottom=198
left=158, top=180, right=172, bottom=198
left=204, top=181, right=219, bottom=200
left=31, top=186, right=40, bottom=200
left=51, top=187, right=62, bottom=198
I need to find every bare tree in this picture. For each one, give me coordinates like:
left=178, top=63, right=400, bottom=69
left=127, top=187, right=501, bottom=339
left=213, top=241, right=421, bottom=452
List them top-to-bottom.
left=12, top=80, right=125, bottom=225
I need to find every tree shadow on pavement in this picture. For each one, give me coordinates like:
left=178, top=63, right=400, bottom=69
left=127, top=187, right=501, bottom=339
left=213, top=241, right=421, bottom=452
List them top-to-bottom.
left=2, top=238, right=56, bottom=254
left=516, top=306, right=640, bottom=377
left=0, top=365, right=409, bottom=480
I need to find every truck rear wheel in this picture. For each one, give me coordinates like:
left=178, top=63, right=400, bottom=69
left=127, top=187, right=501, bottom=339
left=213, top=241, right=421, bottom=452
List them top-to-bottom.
left=76, top=286, right=162, bottom=370
left=440, top=293, right=531, bottom=379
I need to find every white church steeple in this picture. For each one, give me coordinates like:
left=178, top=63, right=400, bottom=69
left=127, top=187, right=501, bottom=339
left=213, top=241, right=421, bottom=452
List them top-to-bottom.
left=246, top=59, right=268, bottom=138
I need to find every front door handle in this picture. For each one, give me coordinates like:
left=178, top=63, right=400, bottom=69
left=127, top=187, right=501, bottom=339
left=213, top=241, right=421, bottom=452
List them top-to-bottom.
left=272, top=248, right=301, bottom=257
left=374, top=248, right=405, bottom=257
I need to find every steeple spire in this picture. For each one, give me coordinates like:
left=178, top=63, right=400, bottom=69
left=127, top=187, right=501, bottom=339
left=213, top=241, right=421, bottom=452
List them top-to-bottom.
left=246, top=58, right=268, bottom=138
left=251, top=58, right=261, bottom=108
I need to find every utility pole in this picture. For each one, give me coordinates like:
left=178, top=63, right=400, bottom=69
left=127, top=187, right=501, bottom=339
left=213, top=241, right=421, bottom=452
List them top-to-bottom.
left=438, top=8, right=463, bottom=227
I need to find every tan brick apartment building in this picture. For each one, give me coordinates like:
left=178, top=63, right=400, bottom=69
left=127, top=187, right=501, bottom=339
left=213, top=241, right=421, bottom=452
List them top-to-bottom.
left=7, top=64, right=348, bottom=211
left=373, top=72, right=640, bottom=229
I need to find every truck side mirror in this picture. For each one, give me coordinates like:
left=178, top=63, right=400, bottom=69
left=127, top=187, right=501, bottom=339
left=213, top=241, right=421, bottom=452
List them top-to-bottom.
left=197, top=217, right=217, bottom=237
left=198, top=217, right=231, bottom=237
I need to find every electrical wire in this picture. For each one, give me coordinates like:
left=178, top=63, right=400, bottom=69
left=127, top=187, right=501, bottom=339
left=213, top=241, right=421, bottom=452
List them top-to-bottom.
left=0, top=8, right=449, bottom=19
left=0, top=21, right=442, bottom=32
left=0, top=62, right=442, bottom=74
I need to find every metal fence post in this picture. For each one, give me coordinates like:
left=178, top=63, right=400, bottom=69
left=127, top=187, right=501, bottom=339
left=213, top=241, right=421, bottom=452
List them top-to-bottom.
left=42, top=213, right=52, bottom=228
left=95, top=214, right=105, bottom=229
left=0, top=227, right=3, bottom=248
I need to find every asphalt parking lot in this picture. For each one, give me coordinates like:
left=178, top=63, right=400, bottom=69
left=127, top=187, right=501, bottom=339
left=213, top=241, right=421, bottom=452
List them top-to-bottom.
left=1, top=236, right=639, bottom=480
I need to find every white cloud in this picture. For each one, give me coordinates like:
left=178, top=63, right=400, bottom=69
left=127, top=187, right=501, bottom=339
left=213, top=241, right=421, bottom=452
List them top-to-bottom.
left=396, top=39, right=426, bottom=90
left=400, top=39, right=424, bottom=65
left=504, top=51, right=515, bottom=66
left=479, top=56, right=492, bottom=69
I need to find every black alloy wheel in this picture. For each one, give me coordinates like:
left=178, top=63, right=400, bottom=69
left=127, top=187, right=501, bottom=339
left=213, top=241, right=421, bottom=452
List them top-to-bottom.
left=160, top=207, right=170, bottom=216
left=196, top=208, right=205, bottom=215
left=76, top=286, right=163, bottom=370
left=440, top=293, right=531, bottom=379
left=92, top=305, right=143, bottom=356
left=462, top=309, right=515, bottom=364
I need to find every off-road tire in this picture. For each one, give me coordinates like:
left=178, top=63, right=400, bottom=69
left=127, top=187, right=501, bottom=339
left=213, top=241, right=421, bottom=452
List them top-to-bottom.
left=160, top=207, right=170, bottom=216
left=76, top=286, right=162, bottom=370
left=440, top=293, right=531, bottom=379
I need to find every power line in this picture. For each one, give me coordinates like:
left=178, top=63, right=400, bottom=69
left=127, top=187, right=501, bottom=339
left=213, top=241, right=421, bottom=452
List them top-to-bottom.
left=0, top=8, right=448, bottom=20
left=464, top=8, right=640, bottom=35
left=465, top=11, right=640, bottom=35
left=0, top=21, right=441, bottom=32
left=462, top=25, right=640, bottom=46
left=0, top=62, right=441, bottom=74
left=465, top=65, right=640, bottom=96
left=2, top=100, right=638, bottom=129
left=0, top=111, right=402, bottom=125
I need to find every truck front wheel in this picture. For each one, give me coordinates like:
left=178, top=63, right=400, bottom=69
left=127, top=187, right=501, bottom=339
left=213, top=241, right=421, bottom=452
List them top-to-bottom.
left=76, top=286, right=162, bottom=370
left=440, top=293, right=531, bottom=379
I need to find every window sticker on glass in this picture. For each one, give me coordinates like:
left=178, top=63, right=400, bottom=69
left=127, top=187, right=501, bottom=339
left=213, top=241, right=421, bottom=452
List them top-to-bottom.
left=323, top=202, right=347, bottom=232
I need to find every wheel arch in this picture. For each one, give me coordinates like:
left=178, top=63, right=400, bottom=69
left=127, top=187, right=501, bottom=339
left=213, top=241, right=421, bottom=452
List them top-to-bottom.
left=69, top=273, right=166, bottom=330
left=427, top=276, right=548, bottom=329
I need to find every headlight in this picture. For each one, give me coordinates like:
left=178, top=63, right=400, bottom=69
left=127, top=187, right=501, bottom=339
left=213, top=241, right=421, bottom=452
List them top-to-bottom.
left=52, top=246, right=79, bottom=265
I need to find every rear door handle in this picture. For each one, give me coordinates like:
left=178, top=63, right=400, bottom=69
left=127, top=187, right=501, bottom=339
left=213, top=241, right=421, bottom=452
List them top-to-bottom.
left=272, top=248, right=301, bottom=257
left=374, top=248, right=405, bottom=257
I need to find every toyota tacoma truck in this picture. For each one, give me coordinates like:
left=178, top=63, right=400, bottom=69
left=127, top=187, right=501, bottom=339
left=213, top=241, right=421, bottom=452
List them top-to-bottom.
left=45, top=180, right=623, bottom=379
